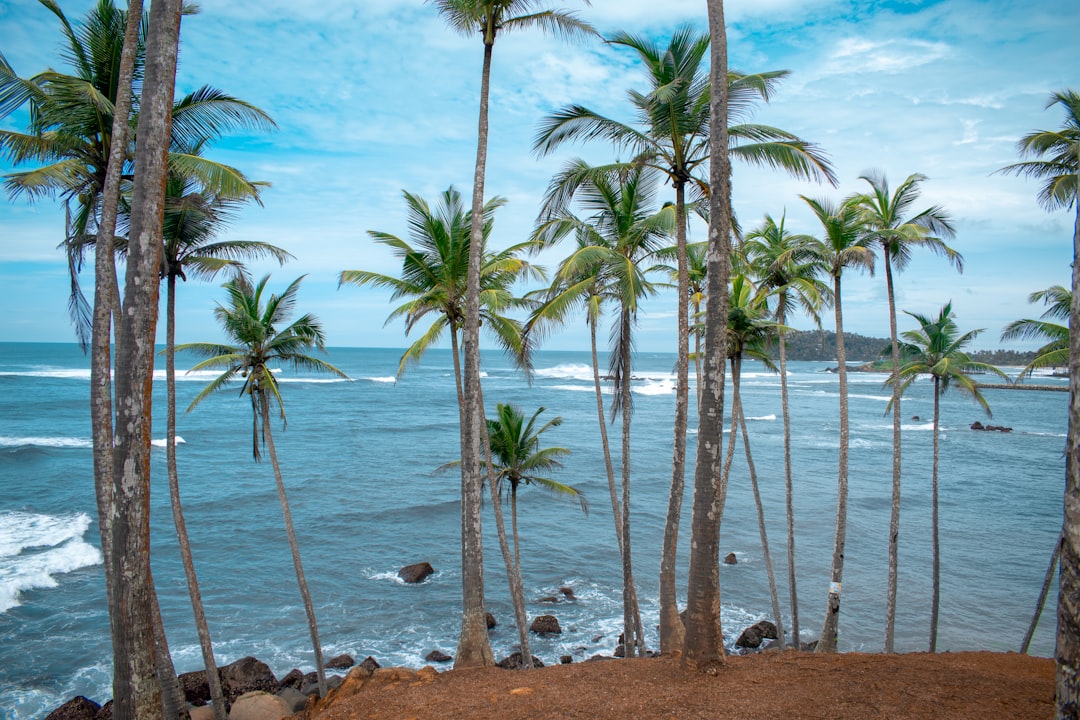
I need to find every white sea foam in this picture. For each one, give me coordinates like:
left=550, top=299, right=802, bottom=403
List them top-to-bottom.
left=535, top=363, right=594, bottom=381
left=0, top=368, right=91, bottom=380
left=367, top=376, right=397, bottom=384
left=634, top=379, right=674, bottom=396
left=549, top=384, right=603, bottom=394
left=745, top=414, right=777, bottom=421
left=0, top=436, right=92, bottom=449
left=150, top=436, right=186, bottom=448
left=0, top=512, right=102, bottom=613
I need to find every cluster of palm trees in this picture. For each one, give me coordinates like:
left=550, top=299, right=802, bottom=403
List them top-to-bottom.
left=4, top=0, right=1080, bottom=715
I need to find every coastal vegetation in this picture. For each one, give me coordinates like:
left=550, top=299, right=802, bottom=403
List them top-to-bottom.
left=0, top=1, right=1077, bottom=719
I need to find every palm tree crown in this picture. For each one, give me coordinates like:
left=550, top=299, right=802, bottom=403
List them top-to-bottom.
left=998, top=89, right=1080, bottom=212
left=1001, top=285, right=1070, bottom=379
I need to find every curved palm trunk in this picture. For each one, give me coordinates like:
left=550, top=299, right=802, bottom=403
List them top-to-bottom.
left=683, top=0, right=732, bottom=668
left=456, top=31, right=496, bottom=669
left=1055, top=162, right=1080, bottom=719
left=660, top=181, right=691, bottom=655
left=883, top=252, right=903, bottom=654
left=818, top=275, right=849, bottom=653
left=166, top=277, right=227, bottom=719
left=778, top=306, right=800, bottom=649
left=618, top=308, right=641, bottom=658
left=451, top=327, right=466, bottom=427
left=733, top=357, right=786, bottom=650
left=929, top=379, right=942, bottom=652
left=259, top=395, right=327, bottom=696
left=1022, top=527, right=1063, bottom=654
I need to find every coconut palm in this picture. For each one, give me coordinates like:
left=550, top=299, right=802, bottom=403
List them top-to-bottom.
left=427, top=0, right=596, bottom=669
left=0, top=1, right=276, bottom=348
left=536, top=27, right=836, bottom=651
left=997, top=89, right=1080, bottom=714
left=530, top=160, right=673, bottom=657
left=852, top=171, right=961, bottom=653
left=802, top=194, right=875, bottom=652
left=743, top=213, right=828, bottom=648
left=655, top=241, right=709, bottom=403
left=179, top=275, right=347, bottom=698
left=1001, top=285, right=1070, bottom=379
left=889, top=303, right=1007, bottom=652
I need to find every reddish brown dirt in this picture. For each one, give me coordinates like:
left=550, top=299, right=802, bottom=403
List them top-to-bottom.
left=305, top=651, right=1054, bottom=720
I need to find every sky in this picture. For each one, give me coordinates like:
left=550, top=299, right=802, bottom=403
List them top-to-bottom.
left=0, top=0, right=1077, bottom=354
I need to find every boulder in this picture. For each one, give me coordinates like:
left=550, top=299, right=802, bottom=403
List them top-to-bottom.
left=970, top=420, right=1013, bottom=432
left=723, top=552, right=738, bottom=565
left=398, top=562, right=435, bottom=583
left=559, top=586, right=576, bottom=600
left=538, top=595, right=559, bottom=603
left=485, top=612, right=497, bottom=629
left=529, top=614, right=562, bottom=635
left=735, top=620, right=778, bottom=649
left=425, top=649, right=452, bottom=663
left=496, top=651, right=545, bottom=669
left=326, top=653, right=355, bottom=669
left=359, top=655, right=381, bottom=674
left=560, top=655, right=573, bottom=664
left=220, top=656, right=279, bottom=703
left=278, top=668, right=305, bottom=691
left=178, top=669, right=211, bottom=706
left=301, top=674, right=343, bottom=697
left=275, top=687, right=307, bottom=713
left=228, top=691, right=292, bottom=720
left=45, top=696, right=100, bottom=720
left=94, top=701, right=112, bottom=720
left=187, top=706, right=216, bottom=720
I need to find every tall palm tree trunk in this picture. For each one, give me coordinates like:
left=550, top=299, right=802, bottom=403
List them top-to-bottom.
left=457, top=33, right=496, bottom=670
left=660, top=182, right=691, bottom=654
left=884, top=253, right=903, bottom=653
left=818, top=276, right=850, bottom=653
left=166, top=277, right=227, bottom=719
left=619, top=308, right=641, bottom=658
left=778, top=308, right=800, bottom=648
left=733, top=358, right=786, bottom=650
left=929, top=377, right=941, bottom=652
left=259, top=395, right=326, bottom=697
left=1023, top=527, right=1063, bottom=654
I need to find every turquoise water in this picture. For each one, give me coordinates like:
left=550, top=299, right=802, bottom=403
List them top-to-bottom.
left=0, top=342, right=1066, bottom=718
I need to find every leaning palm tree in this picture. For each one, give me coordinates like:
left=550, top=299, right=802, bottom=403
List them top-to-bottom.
left=427, top=0, right=596, bottom=669
left=536, top=28, right=836, bottom=651
left=997, top=90, right=1080, bottom=714
left=530, top=160, right=673, bottom=658
left=852, top=171, right=961, bottom=653
left=802, top=194, right=875, bottom=653
left=743, top=213, right=828, bottom=648
left=179, top=275, right=348, bottom=698
left=1001, top=285, right=1070, bottom=379
left=889, top=303, right=1007, bottom=652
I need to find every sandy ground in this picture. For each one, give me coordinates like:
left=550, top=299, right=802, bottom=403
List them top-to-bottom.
left=303, top=650, right=1054, bottom=720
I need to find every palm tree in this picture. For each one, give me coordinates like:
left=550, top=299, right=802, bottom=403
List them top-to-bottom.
left=427, top=0, right=596, bottom=669
left=536, top=28, right=836, bottom=651
left=997, top=89, right=1080, bottom=716
left=530, top=160, right=673, bottom=658
left=853, top=171, right=961, bottom=653
left=802, top=194, right=875, bottom=653
left=743, top=213, right=828, bottom=648
left=656, top=241, right=709, bottom=404
left=179, top=275, right=348, bottom=698
left=1002, top=285, right=1070, bottom=379
left=889, top=303, right=1006, bottom=651
left=486, top=403, right=585, bottom=582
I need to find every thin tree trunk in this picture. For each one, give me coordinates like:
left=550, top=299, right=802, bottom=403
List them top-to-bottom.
left=683, top=0, right=731, bottom=670
left=109, top=1, right=184, bottom=716
left=456, top=34, right=495, bottom=670
left=1054, top=154, right=1080, bottom=720
left=660, top=182, right=691, bottom=654
left=884, top=252, right=902, bottom=654
left=166, top=276, right=226, bottom=719
left=817, top=276, right=849, bottom=653
left=778, top=306, right=800, bottom=649
left=618, top=309, right=640, bottom=658
left=451, top=328, right=465, bottom=428
left=734, top=359, right=786, bottom=650
left=929, top=380, right=941, bottom=652
left=260, top=395, right=326, bottom=697
left=1023, top=528, right=1062, bottom=654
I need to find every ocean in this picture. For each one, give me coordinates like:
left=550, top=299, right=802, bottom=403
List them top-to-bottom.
left=0, top=342, right=1067, bottom=718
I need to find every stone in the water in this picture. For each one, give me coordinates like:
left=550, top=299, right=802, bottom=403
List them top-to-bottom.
left=723, top=552, right=737, bottom=565
left=398, top=561, right=435, bottom=583
left=559, top=586, right=576, bottom=600
left=486, top=611, right=497, bottom=629
left=529, top=614, right=562, bottom=634
left=736, top=620, right=779, bottom=649
left=425, top=649, right=452, bottom=663
left=496, top=651, right=545, bottom=669
left=326, top=653, right=355, bottom=669
left=359, top=655, right=381, bottom=674
left=560, top=655, right=573, bottom=664
left=220, top=656, right=279, bottom=703
left=278, top=668, right=305, bottom=691
left=178, top=669, right=211, bottom=706
left=229, top=691, right=291, bottom=720
left=46, top=696, right=100, bottom=720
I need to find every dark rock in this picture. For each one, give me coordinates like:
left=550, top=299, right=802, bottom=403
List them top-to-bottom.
left=911, top=415, right=920, bottom=421
left=970, top=420, right=1013, bottom=433
left=723, top=552, right=737, bottom=565
left=398, top=561, right=435, bottom=583
left=559, top=586, right=576, bottom=600
left=538, top=595, right=559, bottom=603
left=485, top=612, right=497, bottom=629
left=529, top=614, right=562, bottom=634
left=736, top=620, right=778, bottom=649
left=592, top=635, right=604, bottom=643
left=801, top=640, right=819, bottom=652
left=425, top=649, right=452, bottom=663
left=496, top=652, right=545, bottom=669
left=326, top=653, right=355, bottom=669
left=586, top=654, right=613, bottom=662
left=560, top=655, right=573, bottom=664
left=220, top=656, right=279, bottom=703
left=359, top=656, right=381, bottom=674
left=278, top=668, right=305, bottom=691
left=178, top=669, right=211, bottom=706
left=276, top=687, right=307, bottom=713
left=46, top=696, right=100, bottom=720
left=94, top=701, right=112, bottom=720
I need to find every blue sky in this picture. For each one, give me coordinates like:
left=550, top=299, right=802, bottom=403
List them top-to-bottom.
left=0, top=0, right=1077, bottom=353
